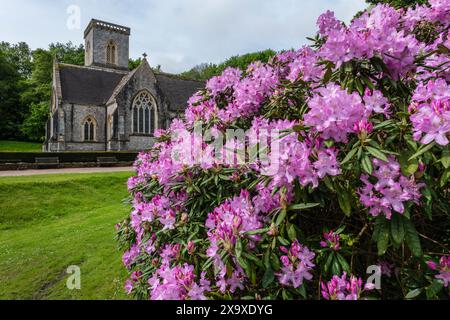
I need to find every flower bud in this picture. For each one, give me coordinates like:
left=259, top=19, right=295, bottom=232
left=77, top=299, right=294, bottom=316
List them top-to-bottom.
left=187, top=241, right=195, bottom=254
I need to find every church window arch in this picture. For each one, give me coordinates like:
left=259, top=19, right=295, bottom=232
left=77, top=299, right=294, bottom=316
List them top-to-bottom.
left=106, top=40, right=117, bottom=65
left=132, top=91, right=158, bottom=135
left=83, top=116, right=96, bottom=142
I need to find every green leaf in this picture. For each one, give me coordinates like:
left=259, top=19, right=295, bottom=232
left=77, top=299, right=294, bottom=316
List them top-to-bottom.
left=323, top=66, right=333, bottom=83
left=408, top=142, right=436, bottom=161
left=366, top=146, right=389, bottom=162
left=341, top=147, right=358, bottom=165
left=440, top=148, right=450, bottom=169
left=398, top=152, right=419, bottom=176
left=361, top=154, right=373, bottom=174
left=440, top=169, right=450, bottom=187
left=337, top=189, right=352, bottom=217
left=288, top=203, right=320, bottom=211
left=275, top=209, right=287, bottom=226
left=390, top=213, right=405, bottom=246
left=376, top=217, right=389, bottom=256
left=403, top=219, right=422, bottom=257
left=287, top=224, right=297, bottom=242
left=245, top=227, right=270, bottom=236
left=277, top=236, right=290, bottom=246
left=235, top=238, right=243, bottom=259
left=324, top=252, right=334, bottom=274
left=335, top=253, right=351, bottom=274
left=237, top=256, right=249, bottom=273
left=331, top=257, right=341, bottom=275
left=262, top=267, right=275, bottom=289
left=426, top=279, right=444, bottom=299
left=298, top=284, right=307, bottom=299
left=405, top=288, right=422, bottom=299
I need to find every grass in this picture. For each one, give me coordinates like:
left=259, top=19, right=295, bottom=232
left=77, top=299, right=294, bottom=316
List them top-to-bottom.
left=0, top=140, right=42, bottom=152
left=0, top=171, right=133, bottom=300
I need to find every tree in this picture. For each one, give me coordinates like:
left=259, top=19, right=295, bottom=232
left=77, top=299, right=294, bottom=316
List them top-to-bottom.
left=365, top=0, right=428, bottom=8
left=0, top=41, right=32, bottom=77
left=20, top=42, right=85, bottom=141
left=181, top=49, right=277, bottom=81
left=0, top=50, right=25, bottom=140
left=129, top=57, right=142, bottom=70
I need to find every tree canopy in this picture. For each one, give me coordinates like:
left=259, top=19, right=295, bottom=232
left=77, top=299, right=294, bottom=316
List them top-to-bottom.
left=180, top=49, right=277, bottom=81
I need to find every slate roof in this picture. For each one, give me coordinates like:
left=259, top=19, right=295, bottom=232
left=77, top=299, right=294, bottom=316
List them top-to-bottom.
left=57, top=62, right=204, bottom=110
left=58, top=64, right=127, bottom=105
left=155, top=73, right=204, bottom=112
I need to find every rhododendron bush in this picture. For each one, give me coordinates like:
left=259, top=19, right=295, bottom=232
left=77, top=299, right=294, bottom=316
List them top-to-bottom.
left=117, top=2, right=449, bottom=300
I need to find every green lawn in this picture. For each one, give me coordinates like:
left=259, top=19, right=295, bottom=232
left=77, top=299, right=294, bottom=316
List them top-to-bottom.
left=0, top=140, right=42, bottom=152
left=0, top=171, right=133, bottom=300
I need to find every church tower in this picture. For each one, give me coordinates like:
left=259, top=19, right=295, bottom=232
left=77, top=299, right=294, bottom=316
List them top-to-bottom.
left=83, top=19, right=130, bottom=70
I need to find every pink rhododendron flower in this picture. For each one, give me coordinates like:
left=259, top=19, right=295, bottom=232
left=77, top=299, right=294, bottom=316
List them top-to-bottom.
left=206, top=67, right=242, bottom=96
left=304, top=84, right=366, bottom=142
left=410, top=99, right=450, bottom=146
left=358, top=157, right=424, bottom=219
left=320, top=230, right=341, bottom=251
left=277, top=241, right=315, bottom=288
left=122, top=244, right=141, bottom=269
left=427, top=256, right=450, bottom=287
left=148, top=264, right=210, bottom=300
left=321, top=272, right=374, bottom=300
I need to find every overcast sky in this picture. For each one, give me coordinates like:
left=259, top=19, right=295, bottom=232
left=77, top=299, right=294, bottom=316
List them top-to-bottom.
left=0, top=0, right=367, bottom=74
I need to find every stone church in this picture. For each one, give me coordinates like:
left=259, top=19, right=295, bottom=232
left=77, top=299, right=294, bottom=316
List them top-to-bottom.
left=44, top=19, right=203, bottom=152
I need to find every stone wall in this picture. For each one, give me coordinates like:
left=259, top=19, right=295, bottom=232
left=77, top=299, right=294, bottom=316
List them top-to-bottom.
left=85, top=26, right=129, bottom=70
left=113, top=62, right=166, bottom=151
left=62, top=103, right=106, bottom=144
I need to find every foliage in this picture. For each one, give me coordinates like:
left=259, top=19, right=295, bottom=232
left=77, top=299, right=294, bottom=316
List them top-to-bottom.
left=366, top=0, right=428, bottom=8
left=118, top=2, right=449, bottom=300
left=0, top=49, right=26, bottom=140
left=181, top=49, right=277, bottom=81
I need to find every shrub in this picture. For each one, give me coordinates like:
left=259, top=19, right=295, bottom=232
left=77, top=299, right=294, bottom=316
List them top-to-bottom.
left=117, top=1, right=449, bottom=300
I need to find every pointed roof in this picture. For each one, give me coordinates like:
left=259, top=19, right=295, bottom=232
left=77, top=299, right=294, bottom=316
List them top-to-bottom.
left=106, top=58, right=204, bottom=111
left=106, top=58, right=152, bottom=105
left=55, top=59, right=204, bottom=109
left=57, top=63, right=127, bottom=105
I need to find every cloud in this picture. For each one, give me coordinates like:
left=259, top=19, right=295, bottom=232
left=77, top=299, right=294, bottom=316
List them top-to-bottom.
left=0, top=0, right=367, bottom=73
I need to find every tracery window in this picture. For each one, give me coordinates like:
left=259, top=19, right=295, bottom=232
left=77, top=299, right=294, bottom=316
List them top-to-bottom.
left=106, top=40, right=116, bottom=65
left=132, top=91, right=157, bottom=135
left=83, top=117, right=96, bottom=141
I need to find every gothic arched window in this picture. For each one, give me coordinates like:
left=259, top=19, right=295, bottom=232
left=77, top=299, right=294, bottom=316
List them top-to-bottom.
left=106, top=40, right=116, bottom=65
left=132, top=91, right=157, bottom=135
left=83, top=117, right=96, bottom=141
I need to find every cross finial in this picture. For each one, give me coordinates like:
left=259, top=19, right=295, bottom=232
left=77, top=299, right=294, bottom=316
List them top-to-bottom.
left=142, top=52, right=148, bottom=59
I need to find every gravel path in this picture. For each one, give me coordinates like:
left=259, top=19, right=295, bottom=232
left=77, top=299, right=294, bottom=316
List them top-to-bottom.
left=0, top=166, right=134, bottom=177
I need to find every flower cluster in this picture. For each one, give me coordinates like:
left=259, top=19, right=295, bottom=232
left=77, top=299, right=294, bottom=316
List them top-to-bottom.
left=118, top=2, right=449, bottom=300
left=317, top=4, right=427, bottom=78
left=409, top=79, right=450, bottom=146
left=304, top=84, right=366, bottom=143
left=250, top=118, right=341, bottom=190
left=359, top=157, right=424, bottom=219
left=206, top=190, right=264, bottom=256
left=320, top=230, right=341, bottom=251
left=277, top=241, right=316, bottom=288
left=427, top=256, right=450, bottom=287
left=148, top=264, right=211, bottom=300
left=321, top=272, right=375, bottom=300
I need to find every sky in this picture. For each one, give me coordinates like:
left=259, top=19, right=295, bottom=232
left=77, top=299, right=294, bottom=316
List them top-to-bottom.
left=0, top=0, right=367, bottom=74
